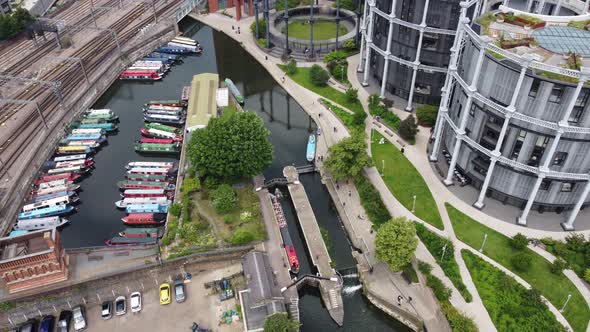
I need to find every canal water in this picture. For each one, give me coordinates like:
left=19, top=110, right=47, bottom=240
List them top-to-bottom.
left=61, top=17, right=408, bottom=331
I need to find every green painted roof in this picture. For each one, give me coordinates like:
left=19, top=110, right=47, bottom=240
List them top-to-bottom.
left=186, top=73, right=219, bottom=131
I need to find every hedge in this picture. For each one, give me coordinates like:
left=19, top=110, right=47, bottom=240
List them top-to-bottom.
left=354, top=175, right=391, bottom=228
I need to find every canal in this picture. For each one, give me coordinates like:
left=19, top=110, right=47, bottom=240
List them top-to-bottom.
left=61, top=18, right=408, bottom=331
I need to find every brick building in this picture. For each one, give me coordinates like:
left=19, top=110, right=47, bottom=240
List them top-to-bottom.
left=207, top=0, right=254, bottom=20
left=0, top=228, right=69, bottom=294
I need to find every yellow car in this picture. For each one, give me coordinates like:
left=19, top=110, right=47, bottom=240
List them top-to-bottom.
left=159, top=283, right=171, bottom=305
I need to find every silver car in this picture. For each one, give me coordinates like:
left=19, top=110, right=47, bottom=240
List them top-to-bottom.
left=72, top=306, right=86, bottom=331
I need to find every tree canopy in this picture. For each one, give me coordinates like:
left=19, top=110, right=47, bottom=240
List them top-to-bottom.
left=0, top=8, right=33, bottom=40
left=187, top=111, right=273, bottom=180
left=324, top=134, right=372, bottom=181
left=375, top=217, right=418, bottom=271
left=263, top=313, right=299, bottom=332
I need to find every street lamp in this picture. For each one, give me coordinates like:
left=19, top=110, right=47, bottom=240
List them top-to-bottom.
left=381, top=159, right=384, bottom=176
left=412, top=195, right=416, bottom=213
left=479, top=233, right=488, bottom=252
left=560, top=294, right=571, bottom=313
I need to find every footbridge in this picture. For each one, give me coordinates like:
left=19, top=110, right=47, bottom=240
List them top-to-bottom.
left=282, top=165, right=344, bottom=326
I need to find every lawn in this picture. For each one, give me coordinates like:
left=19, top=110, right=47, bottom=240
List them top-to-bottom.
left=281, top=19, right=349, bottom=40
left=278, top=64, right=365, bottom=114
left=370, top=131, right=443, bottom=229
left=194, top=183, right=267, bottom=245
left=447, top=203, right=590, bottom=332
left=462, top=250, right=566, bottom=332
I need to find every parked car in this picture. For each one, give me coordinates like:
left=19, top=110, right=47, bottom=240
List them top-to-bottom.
left=174, top=279, right=186, bottom=303
left=159, top=282, right=171, bottom=305
left=130, top=292, right=142, bottom=313
left=115, top=296, right=126, bottom=316
left=101, top=301, right=112, bottom=320
left=72, top=306, right=86, bottom=331
left=56, top=311, right=72, bottom=332
left=39, top=315, right=55, bottom=332
left=17, top=319, right=37, bottom=332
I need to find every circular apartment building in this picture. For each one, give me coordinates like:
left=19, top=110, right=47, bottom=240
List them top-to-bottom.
left=358, top=0, right=476, bottom=109
left=429, top=0, right=590, bottom=229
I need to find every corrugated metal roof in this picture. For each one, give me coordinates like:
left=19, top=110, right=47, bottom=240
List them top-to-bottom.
left=186, top=73, right=219, bottom=131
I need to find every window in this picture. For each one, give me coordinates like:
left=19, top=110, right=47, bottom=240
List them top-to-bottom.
left=529, top=80, right=540, bottom=97
left=549, top=86, right=564, bottom=103
left=569, top=89, right=589, bottom=124
left=470, top=103, right=483, bottom=117
left=456, top=104, right=462, bottom=119
left=511, top=130, right=527, bottom=160
left=528, top=135, right=549, bottom=166
left=552, top=152, right=568, bottom=166
left=540, top=179, right=552, bottom=191
left=561, top=182, right=574, bottom=192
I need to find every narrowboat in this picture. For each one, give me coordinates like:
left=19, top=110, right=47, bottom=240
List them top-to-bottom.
left=171, top=37, right=197, bottom=46
left=167, top=42, right=201, bottom=53
left=155, top=46, right=194, bottom=55
left=148, top=52, right=179, bottom=61
left=142, top=57, right=175, bottom=65
left=119, top=70, right=162, bottom=81
left=224, top=78, right=244, bottom=105
left=146, top=100, right=186, bottom=107
left=144, top=105, right=185, bottom=112
left=85, top=109, right=114, bottom=116
left=144, top=109, right=184, bottom=117
left=82, top=113, right=119, bottom=122
left=143, top=113, right=185, bottom=125
left=70, top=122, right=119, bottom=132
left=144, top=122, right=179, bottom=134
left=71, top=128, right=106, bottom=135
left=140, top=128, right=182, bottom=142
left=65, top=133, right=104, bottom=141
left=306, top=134, right=316, bottom=162
left=139, top=137, right=174, bottom=144
left=59, top=140, right=101, bottom=149
left=134, top=142, right=181, bottom=154
left=57, top=146, right=92, bottom=155
left=53, top=154, right=88, bottom=162
left=48, top=159, right=94, bottom=169
left=125, top=161, right=175, bottom=169
left=45, top=165, right=91, bottom=175
left=127, top=167, right=175, bottom=175
left=35, top=173, right=81, bottom=185
left=125, top=173, right=172, bottom=182
left=37, top=178, right=75, bottom=190
left=117, top=180, right=175, bottom=191
left=33, top=184, right=81, bottom=197
left=121, top=189, right=169, bottom=198
left=31, top=191, right=78, bottom=204
left=270, top=193, right=300, bottom=274
left=22, top=195, right=70, bottom=212
left=115, top=196, right=170, bottom=209
left=125, top=203, right=169, bottom=214
left=17, top=204, right=74, bottom=219
left=121, top=213, right=167, bottom=225
left=13, top=216, right=69, bottom=231
left=119, top=227, right=163, bottom=238
left=9, top=230, right=28, bottom=237
left=105, top=236, right=157, bottom=246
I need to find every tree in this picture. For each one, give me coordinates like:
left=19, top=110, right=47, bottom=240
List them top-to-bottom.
left=0, top=8, right=33, bottom=40
left=249, top=18, right=267, bottom=37
left=343, top=39, right=357, bottom=51
left=285, top=59, right=297, bottom=75
left=309, top=64, right=329, bottom=86
left=345, top=87, right=358, bottom=102
left=416, top=104, right=438, bottom=127
left=351, top=109, right=367, bottom=126
left=188, top=111, right=273, bottom=179
left=398, top=114, right=418, bottom=141
left=324, top=134, right=372, bottom=182
left=212, top=184, right=236, bottom=213
left=169, top=203, right=182, bottom=217
left=375, top=217, right=418, bottom=271
left=510, top=233, right=528, bottom=250
left=511, top=252, right=532, bottom=272
left=550, top=258, right=568, bottom=274
left=584, top=268, right=590, bottom=283
left=263, top=313, right=299, bottom=332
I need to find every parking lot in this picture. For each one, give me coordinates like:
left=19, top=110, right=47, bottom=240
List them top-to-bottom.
left=83, top=262, right=244, bottom=332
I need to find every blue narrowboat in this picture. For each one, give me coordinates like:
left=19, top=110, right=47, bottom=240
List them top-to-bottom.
left=155, top=46, right=193, bottom=55
left=148, top=52, right=180, bottom=61
left=65, top=134, right=104, bottom=141
left=306, top=134, right=316, bottom=162
left=125, top=203, right=169, bottom=214
left=18, top=204, right=75, bottom=220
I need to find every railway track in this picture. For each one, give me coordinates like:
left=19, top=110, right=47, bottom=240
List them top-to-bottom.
left=0, top=0, right=182, bottom=181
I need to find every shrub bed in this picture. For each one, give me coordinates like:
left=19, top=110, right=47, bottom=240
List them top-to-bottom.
left=354, top=175, right=391, bottom=228
left=415, top=223, right=472, bottom=302
left=462, top=250, right=565, bottom=332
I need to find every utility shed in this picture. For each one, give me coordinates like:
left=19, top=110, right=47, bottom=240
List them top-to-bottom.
left=186, top=73, right=219, bottom=132
left=239, top=251, right=286, bottom=332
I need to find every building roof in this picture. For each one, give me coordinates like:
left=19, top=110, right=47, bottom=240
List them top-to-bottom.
left=186, top=73, right=219, bottom=132
left=0, top=228, right=55, bottom=264
left=240, top=251, right=285, bottom=332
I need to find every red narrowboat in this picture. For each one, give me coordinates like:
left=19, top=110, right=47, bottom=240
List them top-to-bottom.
left=119, top=70, right=162, bottom=81
left=139, top=137, right=174, bottom=144
left=35, top=173, right=81, bottom=185
left=121, top=213, right=167, bottom=226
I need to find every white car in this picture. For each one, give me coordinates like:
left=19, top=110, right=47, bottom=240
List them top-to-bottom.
left=130, top=292, right=142, bottom=313
left=72, top=305, right=86, bottom=331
